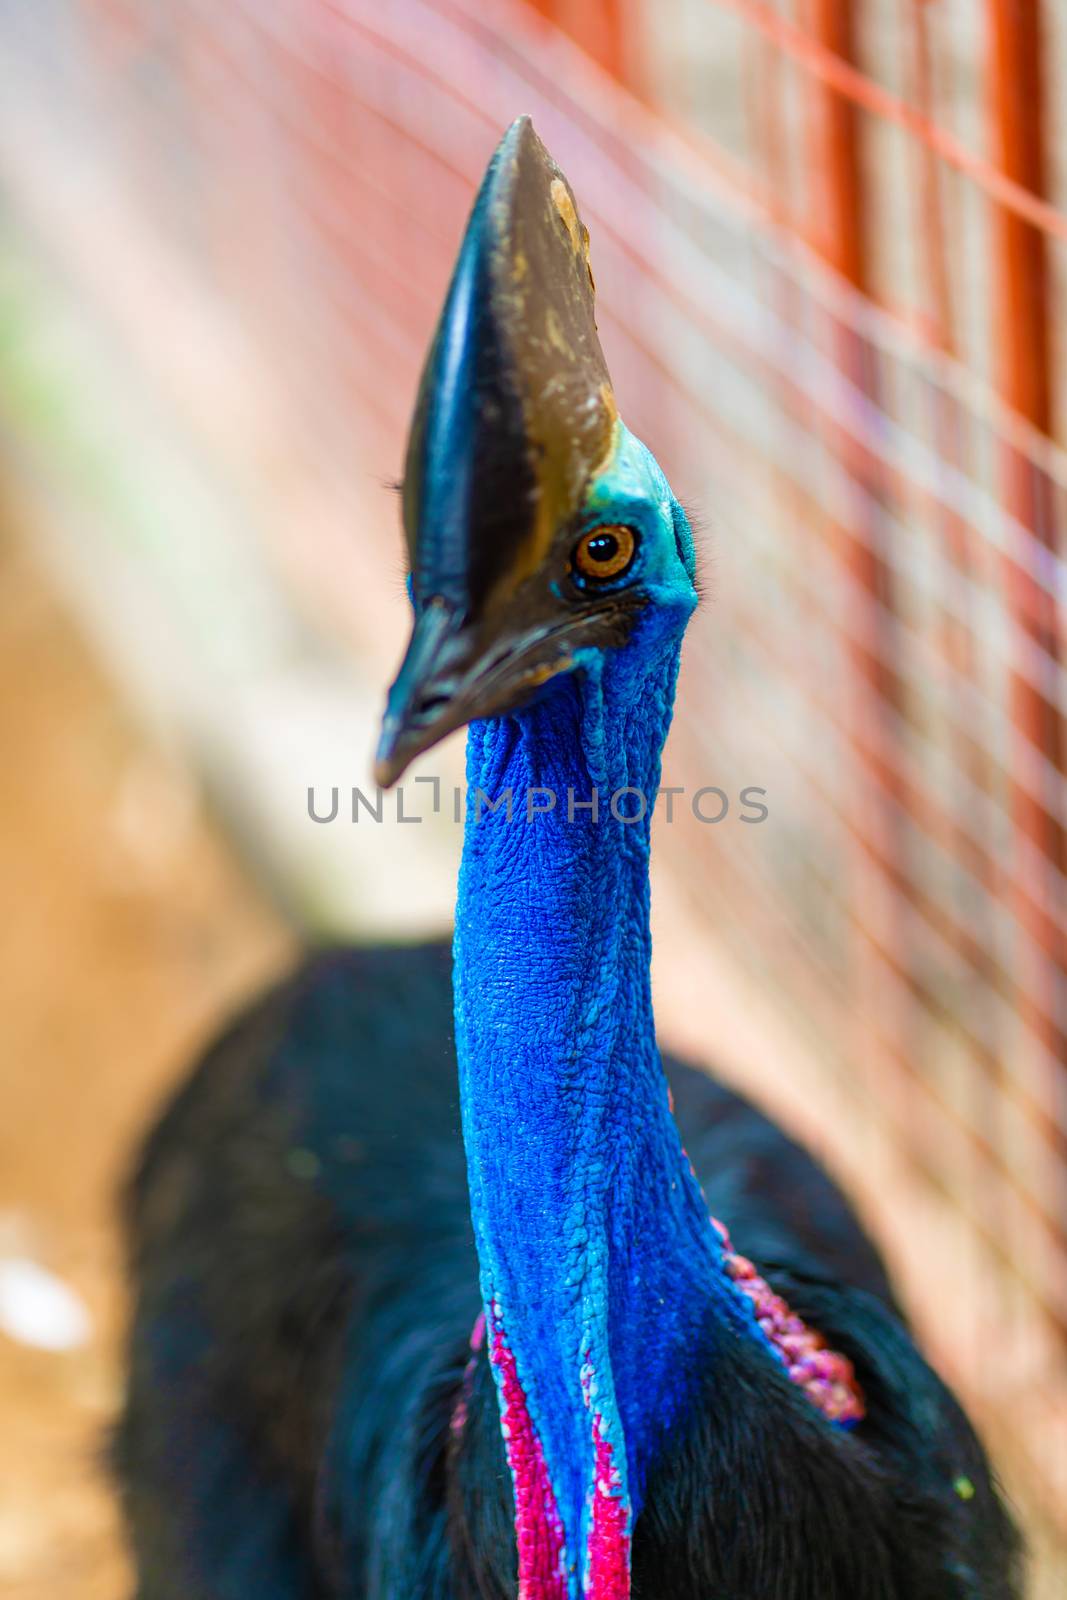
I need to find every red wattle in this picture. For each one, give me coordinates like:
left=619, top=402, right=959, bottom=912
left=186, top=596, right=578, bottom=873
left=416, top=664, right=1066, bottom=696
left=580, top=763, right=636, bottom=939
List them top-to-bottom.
left=489, top=1319, right=569, bottom=1600
left=586, top=1414, right=631, bottom=1599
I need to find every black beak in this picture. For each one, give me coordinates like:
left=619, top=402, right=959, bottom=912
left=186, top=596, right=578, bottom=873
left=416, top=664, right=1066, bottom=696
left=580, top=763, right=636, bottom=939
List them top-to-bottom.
left=375, top=116, right=619, bottom=787
left=374, top=599, right=599, bottom=788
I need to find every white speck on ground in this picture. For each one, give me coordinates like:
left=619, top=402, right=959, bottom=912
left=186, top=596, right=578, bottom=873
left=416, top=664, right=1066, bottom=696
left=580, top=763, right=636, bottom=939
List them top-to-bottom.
left=0, top=1258, right=92, bottom=1352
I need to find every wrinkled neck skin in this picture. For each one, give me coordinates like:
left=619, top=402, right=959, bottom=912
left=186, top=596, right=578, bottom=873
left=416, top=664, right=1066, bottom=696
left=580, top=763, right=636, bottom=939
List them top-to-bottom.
left=453, top=608, right=754, bottom=1599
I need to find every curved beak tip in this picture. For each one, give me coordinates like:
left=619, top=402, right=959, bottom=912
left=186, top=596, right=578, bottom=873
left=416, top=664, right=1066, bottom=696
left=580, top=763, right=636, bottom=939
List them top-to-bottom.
left=373, top=729, right=407, bottom=790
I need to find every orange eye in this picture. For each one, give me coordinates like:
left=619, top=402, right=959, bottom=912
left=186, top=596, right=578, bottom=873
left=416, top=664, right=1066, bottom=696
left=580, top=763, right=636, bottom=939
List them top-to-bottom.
left=572, top=525, right=637, bottom=581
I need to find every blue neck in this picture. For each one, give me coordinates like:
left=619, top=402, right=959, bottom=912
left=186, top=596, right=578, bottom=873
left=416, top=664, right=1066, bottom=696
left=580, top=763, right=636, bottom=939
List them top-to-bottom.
left=453, top=636, right=751, bottom=1590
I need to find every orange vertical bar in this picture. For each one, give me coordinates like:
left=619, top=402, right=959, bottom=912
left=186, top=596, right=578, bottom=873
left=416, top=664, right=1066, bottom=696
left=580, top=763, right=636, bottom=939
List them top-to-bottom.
left=526, top=0, right=628, bottom=81
left=802, top=0, right=921, bottom=1156
left=805, top=0, right=865, bottom=283
left=985, top=0, right=1067, bottom=1325
left=986, top=0, right=1065, bottom=958
left=987, top=0, right=1051, bottom=434
left=987, top=0, right=1062, bottom=824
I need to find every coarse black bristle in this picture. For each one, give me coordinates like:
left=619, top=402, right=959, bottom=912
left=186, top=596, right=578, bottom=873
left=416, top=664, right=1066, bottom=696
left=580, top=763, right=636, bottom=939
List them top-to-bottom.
left=678, top=496, right=711, bottom=606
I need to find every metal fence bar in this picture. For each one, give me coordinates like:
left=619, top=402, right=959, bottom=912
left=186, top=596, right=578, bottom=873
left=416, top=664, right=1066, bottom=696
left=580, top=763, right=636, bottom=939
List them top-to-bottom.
left=716, top=0, right=1067, bottom=244
left=986, top=0, right=1067, bottom=1340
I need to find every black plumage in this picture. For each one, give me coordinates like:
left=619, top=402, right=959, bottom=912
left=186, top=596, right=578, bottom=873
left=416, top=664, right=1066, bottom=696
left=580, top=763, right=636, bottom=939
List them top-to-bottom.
left=115, top=941, right=1021, bottom=1598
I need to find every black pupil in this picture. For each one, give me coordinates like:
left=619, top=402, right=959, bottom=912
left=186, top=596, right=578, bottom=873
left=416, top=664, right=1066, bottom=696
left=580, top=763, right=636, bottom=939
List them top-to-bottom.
left=587, top=533, right=619, bottom=565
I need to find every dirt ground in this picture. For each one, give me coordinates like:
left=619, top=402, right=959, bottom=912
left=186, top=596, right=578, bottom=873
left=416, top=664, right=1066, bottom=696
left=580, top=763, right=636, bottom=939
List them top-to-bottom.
left=0, top=520, right=294, bottom=1598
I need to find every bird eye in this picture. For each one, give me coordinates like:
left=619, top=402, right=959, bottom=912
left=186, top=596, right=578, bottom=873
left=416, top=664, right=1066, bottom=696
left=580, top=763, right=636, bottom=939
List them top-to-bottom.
left=572, top=525, right=637, bottom=582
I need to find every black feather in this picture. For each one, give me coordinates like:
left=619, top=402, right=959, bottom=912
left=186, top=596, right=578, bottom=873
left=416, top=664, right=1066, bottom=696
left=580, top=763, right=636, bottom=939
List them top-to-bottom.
left=114, top=942, right=1021, bottom=1598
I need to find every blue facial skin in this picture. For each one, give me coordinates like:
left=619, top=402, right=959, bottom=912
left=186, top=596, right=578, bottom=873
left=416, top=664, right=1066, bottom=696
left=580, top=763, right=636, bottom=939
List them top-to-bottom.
left=451, top=424, right=757, bottom=1592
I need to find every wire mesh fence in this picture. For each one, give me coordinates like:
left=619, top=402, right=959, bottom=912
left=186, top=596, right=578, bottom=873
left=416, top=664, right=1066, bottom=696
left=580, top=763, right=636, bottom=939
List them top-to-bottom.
left=0, top=0, right=1063, bottom=1583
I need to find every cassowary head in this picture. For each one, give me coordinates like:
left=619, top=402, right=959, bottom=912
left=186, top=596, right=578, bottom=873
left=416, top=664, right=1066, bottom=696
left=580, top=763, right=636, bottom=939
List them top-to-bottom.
left=375, top=115, right=697, bottom=788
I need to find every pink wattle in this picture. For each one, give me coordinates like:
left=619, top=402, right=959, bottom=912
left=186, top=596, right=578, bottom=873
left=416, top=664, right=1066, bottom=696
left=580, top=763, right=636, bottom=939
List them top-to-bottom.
left=712, top=1217, right=865, bottom=1425
left=450, top=1310, right=486, bottom=1438
left=489, top=1312, right=568, bottom=1600
left=585, top=1414, right=631, bottom=1599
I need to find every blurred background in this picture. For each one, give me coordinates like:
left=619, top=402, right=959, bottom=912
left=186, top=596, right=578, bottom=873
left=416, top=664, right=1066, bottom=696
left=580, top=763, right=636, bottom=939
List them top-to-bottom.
left=0, top=1, right=1064, bottom=1594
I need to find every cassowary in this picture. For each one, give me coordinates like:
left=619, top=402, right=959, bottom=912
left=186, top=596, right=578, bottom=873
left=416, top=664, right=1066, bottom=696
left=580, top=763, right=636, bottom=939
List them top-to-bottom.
left=115, top=118, right=1021, bottom=1599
